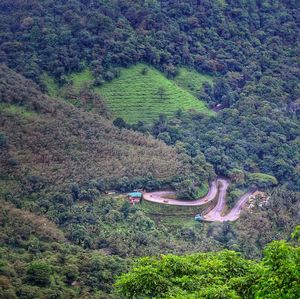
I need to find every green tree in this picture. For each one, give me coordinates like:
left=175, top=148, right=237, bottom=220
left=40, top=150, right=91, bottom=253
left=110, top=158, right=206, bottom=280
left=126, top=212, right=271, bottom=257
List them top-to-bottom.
left=157, top=86, right=167, bottom=101
left=0, top=132, right=8, bottom=148
left=247, top=173, right=278, bottom=188
left=115, top=235, right=300, bottom=299
left=254, top=240, right=300, bottom=298
left=26, top=262, right=51, bottom=286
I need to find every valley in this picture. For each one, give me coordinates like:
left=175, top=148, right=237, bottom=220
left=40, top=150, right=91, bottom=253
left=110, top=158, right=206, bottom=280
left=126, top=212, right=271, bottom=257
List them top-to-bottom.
left=0, top=0, right=299, bottom=298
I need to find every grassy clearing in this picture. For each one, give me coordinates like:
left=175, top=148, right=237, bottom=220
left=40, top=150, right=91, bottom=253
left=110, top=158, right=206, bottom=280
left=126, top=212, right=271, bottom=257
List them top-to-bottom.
left=42, top=64, right=214, bottom=123
left=96, top=64, right=214, bottom=123
left=174, top=67, right=213, bottom=97
left=42, top=68, right=93, bottom=98
left=68, top=68, right=93, bottom=90
left=42, top=73, right=60, bottom=98
left=0, top=103, right=37, bottom=118
left=195, top=181, right=209, bottom=198
left=140, top=199, right=209, bottom=216
left=140, top=201, right=207, bottom=228
left=159, top=216, right=202, bottom=228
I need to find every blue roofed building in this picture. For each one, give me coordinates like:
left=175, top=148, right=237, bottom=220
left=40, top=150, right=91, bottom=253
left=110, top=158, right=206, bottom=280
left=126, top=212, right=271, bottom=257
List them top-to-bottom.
left=127, top=192, right=143, bottom=205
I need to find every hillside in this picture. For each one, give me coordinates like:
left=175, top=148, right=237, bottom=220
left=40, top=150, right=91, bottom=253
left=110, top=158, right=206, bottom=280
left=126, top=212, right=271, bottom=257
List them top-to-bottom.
left=0, top=0, right=300, bottom=298
left=0, top=64, right=185, bottom=193
left=43, top=64, right=214, bottom=123
left=96, top=64, right=213, bottom=123
left=174, top=68, right=213, bottom=97
left=0, top=200, right=129, bottom=298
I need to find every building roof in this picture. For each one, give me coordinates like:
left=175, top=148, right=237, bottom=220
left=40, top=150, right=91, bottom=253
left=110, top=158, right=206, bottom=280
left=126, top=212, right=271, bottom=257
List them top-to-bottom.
left=127, top=192, right=143, bottom=198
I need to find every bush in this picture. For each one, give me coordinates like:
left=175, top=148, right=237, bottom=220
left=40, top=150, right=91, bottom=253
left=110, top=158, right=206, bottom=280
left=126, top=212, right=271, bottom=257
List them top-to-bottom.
left=141, top=67, right=149, bottom=75
left=0, top=132, right=8, bottom=148
left=247, top=173, right=278, bottom=188
left=26, top=262, right=51, bottom=287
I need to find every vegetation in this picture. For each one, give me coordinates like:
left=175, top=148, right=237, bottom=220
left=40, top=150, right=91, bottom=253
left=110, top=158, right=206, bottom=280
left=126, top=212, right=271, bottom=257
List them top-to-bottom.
left=0, top=0, right=299, bottom=298
left=0, top=64, right=193, bottom=192
left=43, top=64, right=213, bottom=123
left=96, top=64, right=213, bottom=123
left=68, top=68, right=94, bottom=90
left=174, top=68, right=213, bottom=97
left=41, top=74, right=60, bottom=98
left=0, top=103, right=36, bottom=118
left=247, top=173, right=278, bottom=188
left=0, top=201, right=129, bottom=298
left=115, top=230, right=300, bottom=298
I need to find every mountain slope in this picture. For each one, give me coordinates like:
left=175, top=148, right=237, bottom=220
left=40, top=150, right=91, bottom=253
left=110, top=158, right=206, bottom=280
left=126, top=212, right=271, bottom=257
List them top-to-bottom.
left=0, top=64, right=185, bottom=192
left=96, top=64, right=213, bottom=123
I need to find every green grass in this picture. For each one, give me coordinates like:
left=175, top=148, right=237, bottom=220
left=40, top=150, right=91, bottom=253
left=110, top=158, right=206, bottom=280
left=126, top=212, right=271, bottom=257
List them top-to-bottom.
left=42, top=64, right=215, bottom=123
left=96, top=64, right=214, bottom=123
left=174, top=67, right=213, bottom=97
left=68, top=68, right=94, bottom=90
left=42, top=69, right=94, bottom=98
left=42, top=73, right=60, bottom=98
left=0, top=103, right=36, bottom=118
left=195, top=182, right=209, bottom=198
left=140, top=199, right=210, bottom=216
left=139, top=200, right=208, bottom=228
left=159, top=216, right=198, bottom=228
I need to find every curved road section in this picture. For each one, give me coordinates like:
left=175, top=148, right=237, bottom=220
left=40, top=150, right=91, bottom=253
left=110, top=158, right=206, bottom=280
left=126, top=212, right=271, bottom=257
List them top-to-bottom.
left=143, top=178, right=256, bottom=222
left=143, top=180, right=219, bottom=206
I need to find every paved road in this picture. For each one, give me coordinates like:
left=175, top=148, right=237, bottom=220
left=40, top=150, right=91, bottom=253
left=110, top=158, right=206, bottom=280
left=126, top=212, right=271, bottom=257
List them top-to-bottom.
left=143, top=178, right=255, bottom=222
left=143, top=179, right=220, bottom=206
left=202, top=179, right=230, bottom=222
left=220, top=190, right=255, bottom=221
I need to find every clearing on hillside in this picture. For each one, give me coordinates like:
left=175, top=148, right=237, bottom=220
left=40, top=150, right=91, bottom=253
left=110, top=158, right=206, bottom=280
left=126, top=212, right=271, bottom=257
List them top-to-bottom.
left=96, top=64, right=214, bottom=123
left=174, top=68, right=213, bottom=97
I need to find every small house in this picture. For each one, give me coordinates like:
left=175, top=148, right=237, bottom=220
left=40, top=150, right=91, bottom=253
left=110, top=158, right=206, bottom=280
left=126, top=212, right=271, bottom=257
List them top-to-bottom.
left=127, top=192, right=143, bottom=205
left=194, top=214, right=202, bottom=222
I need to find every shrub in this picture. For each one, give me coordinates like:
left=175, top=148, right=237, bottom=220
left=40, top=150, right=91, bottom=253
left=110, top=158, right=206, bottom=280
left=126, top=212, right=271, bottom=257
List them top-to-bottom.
left=0, top=132, right=8, bottom=148
left=26, top=262, right=51, bottom=287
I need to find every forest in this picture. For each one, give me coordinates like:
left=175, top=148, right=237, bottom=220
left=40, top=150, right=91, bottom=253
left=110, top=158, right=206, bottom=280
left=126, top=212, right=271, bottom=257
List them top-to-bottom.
left=0, top=0, right=299, bottom=298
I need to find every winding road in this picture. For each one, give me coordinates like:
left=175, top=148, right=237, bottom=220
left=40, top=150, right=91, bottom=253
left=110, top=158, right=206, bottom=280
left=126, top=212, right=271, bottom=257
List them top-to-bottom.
left=143, top=178, right=256, bottom=222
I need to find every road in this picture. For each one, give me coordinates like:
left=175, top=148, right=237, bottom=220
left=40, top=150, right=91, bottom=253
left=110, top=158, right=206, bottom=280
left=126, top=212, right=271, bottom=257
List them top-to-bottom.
left=143, top=178, right=256, bottom=222
left=143, top=179, right=220, bottom=206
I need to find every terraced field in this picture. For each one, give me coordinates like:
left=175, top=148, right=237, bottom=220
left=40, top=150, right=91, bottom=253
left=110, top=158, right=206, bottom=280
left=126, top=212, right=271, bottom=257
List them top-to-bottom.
left=43, top=64, right=214, bottom=123
left=96, top=64, right=214, bottom=123
left=69, top=68, right=94, bottom=90
left=174, top=68, right=213, bottom=97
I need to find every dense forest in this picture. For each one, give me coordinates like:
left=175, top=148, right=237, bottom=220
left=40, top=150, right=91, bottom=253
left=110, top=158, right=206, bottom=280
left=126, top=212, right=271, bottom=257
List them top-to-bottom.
left=0, top=0, right=299, bottom=298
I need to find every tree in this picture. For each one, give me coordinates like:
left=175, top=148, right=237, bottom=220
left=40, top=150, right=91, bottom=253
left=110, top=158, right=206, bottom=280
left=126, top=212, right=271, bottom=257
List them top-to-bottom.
left=141, top=67, right=149, bottom=75
left=157, top=86, right=167, bottom=101
left=113, top=117, right=127, bottom=129
left=0, top=132, right=8, bottom=148
left=247, top=173, right=278, bottom=188
left=175, top=179, right=198, bottom=200
left=115, top=235, right=300, bottom=299
left=254, top=240, right=300, bottom=298
left=26, top=262, right=51, bottom=286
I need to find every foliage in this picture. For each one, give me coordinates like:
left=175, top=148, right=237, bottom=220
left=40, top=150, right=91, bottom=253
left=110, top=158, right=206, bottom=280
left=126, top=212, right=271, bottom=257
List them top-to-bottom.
left=0, top=0, right=299, bottom=297
left=0, top=64, right=186, bottom=191
left=96, top=64, right=213, bottom=123
left=68, top=68, right=94, bottom=90
left=174, top=68, right=213, bottom=98
left=0, top=103, right=36, bottom=118
left=0, top=132, right=7, bottom=148
left=247, top=173, right=278, bottom=188
left=0, top=200, right=129, bottom=298
left=115, top=237, right=300, bottom=299
left=253, top=240, right=300, bottom=298
left=26, top=262, right=51, bottom=287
